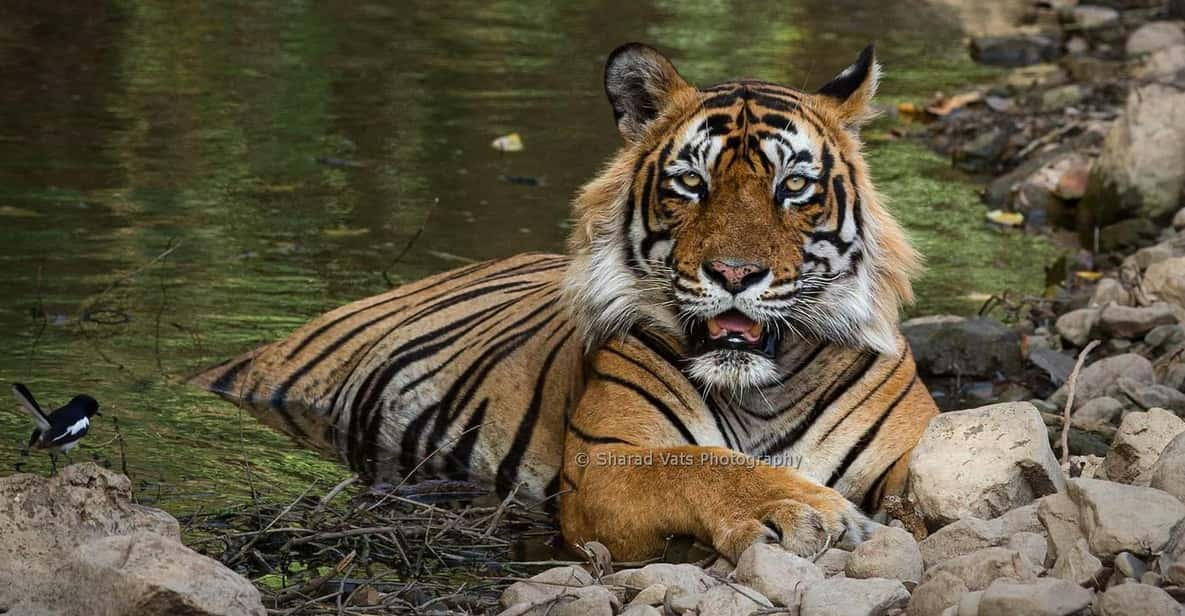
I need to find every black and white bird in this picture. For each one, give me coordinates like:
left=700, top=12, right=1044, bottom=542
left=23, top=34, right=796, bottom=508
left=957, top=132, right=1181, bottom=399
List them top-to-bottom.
left=12, top=383, right=101, bottom=471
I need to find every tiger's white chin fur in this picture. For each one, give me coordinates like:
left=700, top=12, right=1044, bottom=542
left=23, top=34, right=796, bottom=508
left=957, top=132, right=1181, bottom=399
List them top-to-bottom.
left=685, top=349, right=780, bottom=393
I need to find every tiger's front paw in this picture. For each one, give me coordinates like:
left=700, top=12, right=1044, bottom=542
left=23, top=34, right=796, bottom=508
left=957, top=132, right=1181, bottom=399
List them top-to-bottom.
left=713, top=495, right=875, bottom=562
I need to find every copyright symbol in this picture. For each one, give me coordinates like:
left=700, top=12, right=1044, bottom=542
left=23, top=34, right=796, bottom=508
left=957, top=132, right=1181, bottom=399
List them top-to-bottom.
left=574, top=452, right=590, bottom=467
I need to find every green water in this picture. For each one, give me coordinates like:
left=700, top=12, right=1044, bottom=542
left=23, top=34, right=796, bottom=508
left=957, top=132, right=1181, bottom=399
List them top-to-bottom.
left=0, top=0, right=1054, bottom=512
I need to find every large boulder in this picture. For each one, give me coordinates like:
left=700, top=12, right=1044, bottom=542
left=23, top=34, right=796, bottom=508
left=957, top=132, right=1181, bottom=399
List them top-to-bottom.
left=1082, top=83, right=1185, bottom=224
left=903, top=316, right=1022, bottom=378
left=908, top=403, right=1066, bottom=527
left=0, top=464, right=263, bottom=616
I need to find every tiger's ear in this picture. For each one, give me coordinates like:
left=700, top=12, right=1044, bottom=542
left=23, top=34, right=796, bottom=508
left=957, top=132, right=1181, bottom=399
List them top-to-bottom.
left=604, top=43, right=691, bottom=142
left=815, top=44, right=880, bottom=128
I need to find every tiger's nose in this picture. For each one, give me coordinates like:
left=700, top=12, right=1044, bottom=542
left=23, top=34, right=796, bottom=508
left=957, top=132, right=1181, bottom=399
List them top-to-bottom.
left=702, top=259, right=770, bottom=293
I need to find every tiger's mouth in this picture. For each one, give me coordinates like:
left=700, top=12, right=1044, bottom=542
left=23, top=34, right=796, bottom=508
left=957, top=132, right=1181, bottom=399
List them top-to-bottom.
left=689, top=309, right=779, bottom=357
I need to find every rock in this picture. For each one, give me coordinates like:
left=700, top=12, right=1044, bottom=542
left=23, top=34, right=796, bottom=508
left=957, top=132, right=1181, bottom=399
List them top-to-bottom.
left=1066, top=5, right=1120, bottom=31
left=1127, top=21, right=1185, bottom=57
left=970, top=34, right=1061, bottom=67
left=1133, top=44, right=1185, bottom=80
left=1040, top=84, right=1085, bottom=112
left=1083, top=84, right=1185, bottom=223
left=955, top=128, right=1011, bottom=173
left=1175, top=207, right=1185, bottom=231
left=1100, top=218, right=1160, bottom=253
left=1136, top=244, right=1178, bottom=270
left=1147, top=258, right=1185, bottom=319
left=1091, top=278, right=1130, bottom=307
left=1099, top=303, right=1178, bottom=338
left=1056, top=308, right=1100, bottom=347
left=903, top=317, right=1022, bottom=378
left=1146, top=324, right=1185, bottom=352
left=1028, top=347, right=1076, bottom=385
left=1050, top=354, right=1155, bottom=411
left=1166, top=363, right=1185, bottom=392
left=1124, top=383, right=1185, bottom=414
left=1076, top=397, right=1126, bottom=424
left=908, top=403, right=1066, bottom=527
left=1101, top=408, right=1185, bottom=485
left=1152, top=431, right=1185, bottom=501
left=0, top=464, right=263, bottom=616
left=1067, top=478, right=1185, bottom=557
left=1038, top=492, right=1086, bottom=565
left=919, top=504, right=1043, bottom=568
left=1161, top=520, right=1185, bottom=585
left=845, top=526, right=923, bottom=584
left=1007, top=532, right=1049, bottom=567
left=1051, top=537, right=1104, bottom=585
left=734, top=543, right=822, bottom=608
left=816, top=548, right=851, bottom=577
left=922, top=548, right=1042, bottom=592
left=1114, top=551, right=1147, bottom=579
left=601, top=564, right=716, bottom=596
left=501, top=566, right=602, bottom=610
left=908, top=571, right=968, bottom=616
left=800, top=577, right=909, bottom=616
left=978, top=577, right=1093, bottom=616
left=692, top=583, right=771, bottom=616
left=1096, top=583, right=1185, bottom=616
left=627, top=584, right=666, bottom=607
left=663, top=586, right=698, bottom=614
left=957, top=591, right=984, bottom=616
left=620, top=605, right=662, bottom=616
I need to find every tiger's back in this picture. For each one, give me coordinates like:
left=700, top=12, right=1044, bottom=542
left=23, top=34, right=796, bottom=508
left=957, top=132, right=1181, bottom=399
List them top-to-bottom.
left=193, top=252, right=583, bottom=501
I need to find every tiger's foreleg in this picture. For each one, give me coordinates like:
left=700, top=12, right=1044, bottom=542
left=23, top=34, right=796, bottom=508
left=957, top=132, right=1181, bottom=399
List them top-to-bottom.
left=559, top=440, right=875, bottom=562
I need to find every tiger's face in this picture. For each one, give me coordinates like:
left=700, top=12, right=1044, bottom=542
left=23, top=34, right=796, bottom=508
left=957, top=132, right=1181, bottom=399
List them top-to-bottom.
left=565, top=44, right=919, bottom=392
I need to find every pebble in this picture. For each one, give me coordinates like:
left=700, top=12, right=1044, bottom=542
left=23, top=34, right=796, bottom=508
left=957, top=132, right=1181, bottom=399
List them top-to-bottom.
left=845, top=525, right=923, bottom=584
left=734, top=543, right=822, bottom=608
left=799, top=577, right=909, bottom=616
left=692, top=583, right=771, bottom=616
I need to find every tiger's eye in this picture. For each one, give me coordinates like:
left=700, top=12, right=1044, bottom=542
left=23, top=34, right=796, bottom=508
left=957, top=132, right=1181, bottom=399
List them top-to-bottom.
left=681, top=173, right=702, bottom=188
left=784, top=175, right=807, bottom=192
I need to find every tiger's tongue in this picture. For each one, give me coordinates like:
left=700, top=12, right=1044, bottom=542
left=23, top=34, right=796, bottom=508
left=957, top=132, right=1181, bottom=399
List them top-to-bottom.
left=708, top=312, right=763, bottom=343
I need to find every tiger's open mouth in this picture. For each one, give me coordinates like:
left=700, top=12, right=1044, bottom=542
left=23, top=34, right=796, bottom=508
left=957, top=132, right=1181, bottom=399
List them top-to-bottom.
left=690, top=309, right=779, bottom=357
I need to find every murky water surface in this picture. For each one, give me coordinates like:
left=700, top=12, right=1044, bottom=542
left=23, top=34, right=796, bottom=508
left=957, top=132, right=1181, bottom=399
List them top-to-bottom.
left=0, top=0, right=1052, bottom=511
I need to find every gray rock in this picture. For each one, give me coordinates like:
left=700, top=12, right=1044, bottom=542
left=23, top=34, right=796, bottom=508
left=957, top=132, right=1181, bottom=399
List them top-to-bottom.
left=1066, top=5, right=1120, bottom=31
left=1127, top=21, right=1185, bottom=57
left=970, top=34, right=1061, bottom=68
left=1134, top=44, right=1185, bottom=80
left=1082, top=83, right=1185, bottom=222
left=955, top=128, right=1011, bottom=173
left=1136, top=244, right=1177, bottom=270
left=1147, top=257, right=1185, bottom=320
left=1091, top=278, right=1131, bottom=307
left=1100, top=303, right=1178, bottom=339
left=1056, top=308, right=1101, bottom=347
left=903, top=317, right=1022, bottom=378
left=1146, top=324, right=1185, bottom=353
left=1029, top=347, right=1076, bottom=386
left=1050, top=354, right=1155, bottom=411
left=1166, top=363, right=1185, bottom=392
left=1123, top=383, right=1185, bottom=414
left=1076, top=397, right=1126, bottom=424
left=908, top=403, right=1066, bottom=527
left=1100, top=408, right=1185, bottom=485
left=1152, top=431, right=1185, bottom=502
left=0, top=464, right=263, bottom=616
left=1067, top=478, right=1185, bottom=557
left=1038, top=493, right=1086, bottom=565
left=919, top=504, right=1044, bottom=568
left=1161, top=519, right=1185, bottom=585
left=845, top=525, right=923, bottom=585
left=1007, top=532, right=1048, bottom=568
left=1051, top=537, right=1104, bottom=585
left=735, top=543, right=822, bottom=608
left=815, top=548, right=851, bottom=577
left=921, top=548, right=1042, bottom=592
left=1114, top=551, right=1147, bottom=579
left=601, top=563, right=716, bottom=596
left=501, top=566, right=609, bottom=613
left=907, top=571, right=967, bottom=616
left=800, top=577, right=909, bottom=616
left=978, top=577, right=1093, bottom=616
left=692, top=583, right=772, bottom=616
left=1096, top=583, right=1185, bottom=616
left=626, top=584, right=666, bottom=607
left=663, top=586, right=698, bottom=614
left=542, top=590, right=617, bottom=616
left=957, top=591, right=984, bottom=616
left=620, top=605, right=662, bottom=616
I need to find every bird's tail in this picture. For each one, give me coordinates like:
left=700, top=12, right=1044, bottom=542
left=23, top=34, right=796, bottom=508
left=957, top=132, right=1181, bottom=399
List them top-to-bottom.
left=12, top=383, right=50, bottom=432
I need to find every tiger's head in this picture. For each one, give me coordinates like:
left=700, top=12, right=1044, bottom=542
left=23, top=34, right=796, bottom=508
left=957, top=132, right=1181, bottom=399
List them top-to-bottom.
left=563, top=43, right=920, bottom=392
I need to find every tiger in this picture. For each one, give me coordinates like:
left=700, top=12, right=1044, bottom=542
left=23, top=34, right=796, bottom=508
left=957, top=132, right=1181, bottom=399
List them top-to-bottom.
left=192, top=43, right=939, bottom=562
